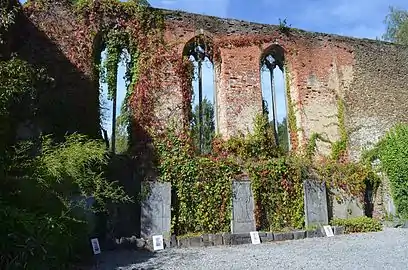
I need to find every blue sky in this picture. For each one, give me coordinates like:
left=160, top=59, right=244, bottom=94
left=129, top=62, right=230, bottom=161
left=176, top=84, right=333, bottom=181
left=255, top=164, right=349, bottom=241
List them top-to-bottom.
left=18, top=0, right=408, bottom=134
left=152, top=0, right=406, bottom=39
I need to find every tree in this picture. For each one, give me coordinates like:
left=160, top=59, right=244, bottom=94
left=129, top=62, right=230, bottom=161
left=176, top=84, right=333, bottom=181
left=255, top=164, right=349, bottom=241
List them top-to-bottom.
left=382, top=6, right=408, bottom=44
left=191, top=98, right=215, bottom=154
left=114, top=113, right=129, bottom=154
left=277, top=117, right=289, bottom=153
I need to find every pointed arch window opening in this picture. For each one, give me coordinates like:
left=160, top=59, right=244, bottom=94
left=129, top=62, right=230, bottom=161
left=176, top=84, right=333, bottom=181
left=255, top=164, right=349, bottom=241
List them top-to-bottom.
left=185, top=36, right=216, bottom=154
left=261, top=46, right=290, bottom=151
left=99, top=47, right=131, bottom=154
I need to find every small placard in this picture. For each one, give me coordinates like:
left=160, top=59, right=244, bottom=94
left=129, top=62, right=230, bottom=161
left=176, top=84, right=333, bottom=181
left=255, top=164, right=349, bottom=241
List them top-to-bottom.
left=323, top=225, right=334, bottom=237
left=250, top=231, right=261, bottom=245
left=152, top=235, right=164, bottom=251
left=90, top=238, right=101, bottom=255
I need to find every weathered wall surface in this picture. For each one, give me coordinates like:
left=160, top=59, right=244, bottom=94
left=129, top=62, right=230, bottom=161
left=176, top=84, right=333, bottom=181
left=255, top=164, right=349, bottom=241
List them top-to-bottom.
left=18, top=1, right=100, bottom=138
left=20, top=2, right=408, bottom=159
left=162, top=9, right=408, bottom=158
left=347, top=42, right=408, bottom=160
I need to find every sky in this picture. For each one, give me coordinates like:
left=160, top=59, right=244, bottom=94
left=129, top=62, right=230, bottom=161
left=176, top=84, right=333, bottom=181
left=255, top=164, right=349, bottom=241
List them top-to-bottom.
left=18, top=0, right=408, bottom=134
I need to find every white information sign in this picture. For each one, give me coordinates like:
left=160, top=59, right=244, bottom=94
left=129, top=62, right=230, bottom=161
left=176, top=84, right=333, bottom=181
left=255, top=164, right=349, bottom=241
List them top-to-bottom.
left=323, top=225, right=334, bottom=237
left=250, top=231, right=261, bottom=245
left=152, top=235, right=164, bottom=251
left=90, top=238, right=101, bottom=255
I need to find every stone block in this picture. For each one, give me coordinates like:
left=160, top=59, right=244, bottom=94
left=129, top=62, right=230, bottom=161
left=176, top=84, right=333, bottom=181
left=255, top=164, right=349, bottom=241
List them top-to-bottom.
left=231, top=180, right=256, bottom=233
left=303, top=180, right=329, bottom=227
left=140, top=182, right=171, bottom=240
left=333, top=226, right=345, bottom=235
left=306, top=228, right=324, bottom=238
left=293, top=230, right=306, bottom=240
left=257, top=232, right=266, bottom=237
left=260, top=232, right=274, bottom=243
left=273, top=232, right=294, bottom=241
left=222, top=233, right=232, bottom=245
left=231, top=233, right=251, bottom=245
left=201, top=234, right=211, bottom=247
left=209, top=234, right=223, bottom=246
left=169, top=235, right=177, bottom=248
left=189, top=236, right=203, bottom=247
left=135, top=238, right=146, bottom=249
left=144, top=238, right=154, bottom=251
left=177, top=238, right=190, bottom=248
left=163, top=239, right=170, bottom=249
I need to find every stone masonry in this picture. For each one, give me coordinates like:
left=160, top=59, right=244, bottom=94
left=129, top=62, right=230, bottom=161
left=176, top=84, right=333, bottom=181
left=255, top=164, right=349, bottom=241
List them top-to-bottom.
left=19, top=1, right=408, bottom=160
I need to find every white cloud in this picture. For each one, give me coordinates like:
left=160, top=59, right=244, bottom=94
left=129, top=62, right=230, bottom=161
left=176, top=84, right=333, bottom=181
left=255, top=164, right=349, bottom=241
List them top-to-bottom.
left=260, top=0, right=407, bottom=39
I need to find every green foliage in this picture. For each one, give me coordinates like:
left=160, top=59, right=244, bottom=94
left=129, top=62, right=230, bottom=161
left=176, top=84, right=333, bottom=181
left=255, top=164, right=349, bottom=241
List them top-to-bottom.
left=0, top=0, right=18, bottom=45
left=72, top=0, right=150, bottom=15
left=382, top=6, right=408, bottom=44
left=278, top=18, right=291, bottom=34
left=100, top=30, right=129, bottom=100
left=0, top=56, right=129, bottom=268
left=0, top=57, right=50, bottom=119
left=0, top=57, right=53, bottom=181
left=285, top=67, right=298, bottom=149
left=191, top=97, right=215, bottom=155
left=331, top=98, right=347, bottom=161
left=154, top=113, right=306, bottom=234
left=114, top=114, right=130, bottom=154
left=214, top=114, right=282, bottom=161
left=277, top=118, right=289, bottom=153
left=366, top=124, right=408, bottom=218
left=153, top=126, right=240, bottom=234
left=305, top=132, right=330, bottom=160
left=1, top=134, right=130, bottom=269
left=35, top=134, right=131, bottom=209
left=248, top=156, right=306, bottom=231
left=316, top=159, right=379, bottom=203
left=0, top=200, right=88, bottom=270
left=331, top=217, right=382, bottom=233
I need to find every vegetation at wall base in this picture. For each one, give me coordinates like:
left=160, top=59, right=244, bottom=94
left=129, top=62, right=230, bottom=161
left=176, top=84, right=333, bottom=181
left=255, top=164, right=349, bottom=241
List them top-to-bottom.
left=363, top=124, right=408, bottom=219
left=331, top=217, right=382, bottom=234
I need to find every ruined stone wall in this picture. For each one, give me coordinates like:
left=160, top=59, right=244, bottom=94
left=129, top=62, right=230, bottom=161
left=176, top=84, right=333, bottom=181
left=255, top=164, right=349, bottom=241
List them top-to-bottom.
left=17, top=1, right=101, bottom=138
left=20, top=3, right=408, bottom=159
left=162, top=10, right=408, bottom=158
left=347, top=42, right=408, bottom=160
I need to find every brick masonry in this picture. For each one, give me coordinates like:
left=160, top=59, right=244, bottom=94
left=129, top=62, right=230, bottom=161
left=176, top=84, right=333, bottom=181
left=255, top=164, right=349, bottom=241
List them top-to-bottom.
left=20, top=2, right=408, bottom=159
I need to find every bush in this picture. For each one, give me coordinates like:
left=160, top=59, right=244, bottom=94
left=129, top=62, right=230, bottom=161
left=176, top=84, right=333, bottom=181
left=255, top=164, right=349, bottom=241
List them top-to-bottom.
left=1, top=134, right=130, bottom=269
left=0, top=201, right=88, bottom=269
left=331, top=216, right=382, bottom=234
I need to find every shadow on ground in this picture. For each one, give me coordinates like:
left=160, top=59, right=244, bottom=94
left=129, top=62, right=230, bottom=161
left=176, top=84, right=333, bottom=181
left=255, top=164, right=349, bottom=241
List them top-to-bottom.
left=80, top=249, right=197, bottom=270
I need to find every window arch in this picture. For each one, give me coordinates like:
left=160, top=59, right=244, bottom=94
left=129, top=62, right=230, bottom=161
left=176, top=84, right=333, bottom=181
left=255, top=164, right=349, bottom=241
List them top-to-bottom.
left=183, top=35, right=216, bottom=154
left=260, top=44, right=289, bottom=151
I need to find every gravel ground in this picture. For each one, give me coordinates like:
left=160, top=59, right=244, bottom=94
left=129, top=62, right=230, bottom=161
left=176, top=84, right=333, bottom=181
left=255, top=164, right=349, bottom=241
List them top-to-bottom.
left=91, top=228, right=408, bottom=270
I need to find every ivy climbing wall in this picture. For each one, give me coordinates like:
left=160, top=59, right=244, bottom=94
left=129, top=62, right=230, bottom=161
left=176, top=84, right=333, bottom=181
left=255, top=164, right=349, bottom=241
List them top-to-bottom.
left=16, top=1, right=100, bottom=139
left=18, top=1, right=408, bottom=160
left=159, top=9, right=408, bottom=159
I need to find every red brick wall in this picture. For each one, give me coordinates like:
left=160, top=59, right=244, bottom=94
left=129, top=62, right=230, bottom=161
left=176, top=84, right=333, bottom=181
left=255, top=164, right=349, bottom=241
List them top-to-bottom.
left=21, top=4, right=408, bottom=159
left=162, top=10, right=408, bottom=158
